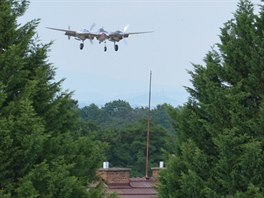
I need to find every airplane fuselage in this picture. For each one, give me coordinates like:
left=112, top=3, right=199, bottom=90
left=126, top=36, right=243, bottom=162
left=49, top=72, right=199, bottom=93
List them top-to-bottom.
left=97, top=33, right=108, bottom=43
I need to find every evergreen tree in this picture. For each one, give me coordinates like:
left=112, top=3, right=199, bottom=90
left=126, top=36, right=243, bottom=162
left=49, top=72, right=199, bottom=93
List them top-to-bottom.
left=0, top=0, right=104, bottom=197
left=159, top=0, right=264, bottom=197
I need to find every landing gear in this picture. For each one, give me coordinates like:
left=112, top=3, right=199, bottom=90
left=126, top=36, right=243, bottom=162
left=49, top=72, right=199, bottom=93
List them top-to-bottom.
left=104, top=42, right=107, bottom=52
left=80, top=43, right=84, bottom=50
left=114, top=44, right=119, bottom=51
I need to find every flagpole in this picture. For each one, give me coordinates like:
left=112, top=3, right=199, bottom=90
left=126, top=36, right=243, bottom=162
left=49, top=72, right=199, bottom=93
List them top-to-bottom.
left=145, top=70, right=152, bottom=179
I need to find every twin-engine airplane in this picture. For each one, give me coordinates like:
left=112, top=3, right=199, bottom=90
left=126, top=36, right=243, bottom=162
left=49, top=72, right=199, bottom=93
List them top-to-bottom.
left=46, top=24, right=153, bottom=51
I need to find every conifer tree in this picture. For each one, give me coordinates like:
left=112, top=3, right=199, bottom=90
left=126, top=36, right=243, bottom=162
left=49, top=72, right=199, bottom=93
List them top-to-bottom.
left=0, top=0, right=104, bottom=197
left=159, top=0, right=264, bottom=197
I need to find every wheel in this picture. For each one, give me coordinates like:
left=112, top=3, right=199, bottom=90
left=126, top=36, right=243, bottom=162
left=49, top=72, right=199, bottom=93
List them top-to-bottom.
left=80, top=43, right=84, bottom=50
left=114, top=44, right=118, bottom=51
left=104, top=46, right=107, bottom=52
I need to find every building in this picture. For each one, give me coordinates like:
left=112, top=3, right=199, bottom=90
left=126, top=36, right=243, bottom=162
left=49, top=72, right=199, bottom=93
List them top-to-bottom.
left=97, top=162, right=165, bottom=198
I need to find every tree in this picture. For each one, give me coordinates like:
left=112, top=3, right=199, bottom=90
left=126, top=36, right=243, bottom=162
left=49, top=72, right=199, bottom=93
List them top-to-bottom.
left=0, top=0, right=104, bottom=197
left=159, top=0, right=264, bottom=197
left=102, top=100, right=133, bottom=118
left=81, top=103, right=102, bottom=125
left=151, top=104, right=176, bottom=135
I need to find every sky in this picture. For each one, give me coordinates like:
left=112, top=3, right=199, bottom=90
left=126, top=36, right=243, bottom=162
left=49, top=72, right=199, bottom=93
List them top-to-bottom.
left=19, top=0, right=252, bottom=108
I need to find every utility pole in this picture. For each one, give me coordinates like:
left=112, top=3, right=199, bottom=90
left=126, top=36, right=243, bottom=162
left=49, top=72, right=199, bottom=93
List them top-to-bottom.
left=145, top=70, right=152, bottom=179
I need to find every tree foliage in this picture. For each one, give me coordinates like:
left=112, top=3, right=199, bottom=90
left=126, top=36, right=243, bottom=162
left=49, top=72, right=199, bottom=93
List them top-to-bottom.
left=0, top=0, right=104, bottom=197
left=159, top=0, right=264, bottom=197
left=80, top=100, right=175, bottom=177
left=80, top=100, right=175, bottom=134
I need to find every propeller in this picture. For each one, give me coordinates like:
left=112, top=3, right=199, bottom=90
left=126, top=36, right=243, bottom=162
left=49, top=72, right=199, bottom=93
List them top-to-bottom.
left=90, top=22, right=96, bottom=31
left=88, top=23, right=96, bottom=44
left=123, top=24, right=129, bottom=33
left=123, top=24, right=129, bottom=44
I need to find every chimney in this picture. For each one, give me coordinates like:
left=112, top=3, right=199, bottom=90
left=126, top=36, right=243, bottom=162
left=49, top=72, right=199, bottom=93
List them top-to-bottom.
left=151, top=161, right=165, bottom=179
left=98, top=162, right=131, bottom=184
left=103, top=162, right=109, bottom=169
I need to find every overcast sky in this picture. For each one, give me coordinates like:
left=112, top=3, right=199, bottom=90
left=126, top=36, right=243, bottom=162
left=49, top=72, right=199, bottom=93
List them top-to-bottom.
left=19, top=0, right=255, bottom=107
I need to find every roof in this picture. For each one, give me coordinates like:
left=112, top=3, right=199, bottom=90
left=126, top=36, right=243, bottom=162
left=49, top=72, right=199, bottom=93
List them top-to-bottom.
left=98, top=168, right=131, bottom=172
left=106, top=177, right=157, bottom=198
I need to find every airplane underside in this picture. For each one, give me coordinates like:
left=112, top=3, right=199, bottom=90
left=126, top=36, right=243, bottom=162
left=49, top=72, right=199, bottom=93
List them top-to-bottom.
left=46, top=25, right=153, bottom=52
left=79, top=41, right=119, bottom=52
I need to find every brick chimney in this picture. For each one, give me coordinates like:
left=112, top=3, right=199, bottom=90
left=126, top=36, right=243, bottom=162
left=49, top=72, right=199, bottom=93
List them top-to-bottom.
left=151, top=161, right=165, bottom=179
left=98, top=162, right=131, bottom=184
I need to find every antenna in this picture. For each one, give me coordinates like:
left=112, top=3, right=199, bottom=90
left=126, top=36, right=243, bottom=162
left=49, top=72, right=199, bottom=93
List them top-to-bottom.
left=145, top=70, right=152, bottom=179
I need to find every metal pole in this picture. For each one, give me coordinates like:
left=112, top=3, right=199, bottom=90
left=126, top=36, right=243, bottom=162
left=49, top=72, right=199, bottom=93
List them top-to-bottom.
left=145, top=70, right=152, bottom=179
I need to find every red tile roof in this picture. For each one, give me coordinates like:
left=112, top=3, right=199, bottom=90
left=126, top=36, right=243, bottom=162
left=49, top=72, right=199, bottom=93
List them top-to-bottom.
left=106, top=178, right=157, bottom=198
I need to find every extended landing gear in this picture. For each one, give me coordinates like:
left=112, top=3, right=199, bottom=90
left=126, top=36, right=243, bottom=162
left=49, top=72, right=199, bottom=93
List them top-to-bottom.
left=104, top=42, right=107, bottom=52
left=80, top=43, right=84, bottom=50
left=114, top=44, right=118, bottom=51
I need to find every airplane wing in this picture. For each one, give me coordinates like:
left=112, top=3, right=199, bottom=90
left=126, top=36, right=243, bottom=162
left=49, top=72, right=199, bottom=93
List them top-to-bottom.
left=46, top=26, right=98, bottom=49
left=46, top=27, right=77, bottom=37
left=46, top=27, right=97, bottom=40
left=46, top=27, right=72, bottom=32
left=108, top=31, right=154, bottom=42
left=123, top=31, right=154, bottom=38
left=125, top=31, right=154, bottom=35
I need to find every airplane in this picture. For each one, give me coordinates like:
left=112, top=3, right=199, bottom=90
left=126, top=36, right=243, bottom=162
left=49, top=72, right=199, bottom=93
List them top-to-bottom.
left=46, top=24, right=153, bottom=51
left=46, top=24, right=96, bottom=50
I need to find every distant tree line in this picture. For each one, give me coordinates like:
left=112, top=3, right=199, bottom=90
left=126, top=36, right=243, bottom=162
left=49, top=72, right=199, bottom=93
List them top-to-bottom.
left=80, top=100, right=175, bottom=134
